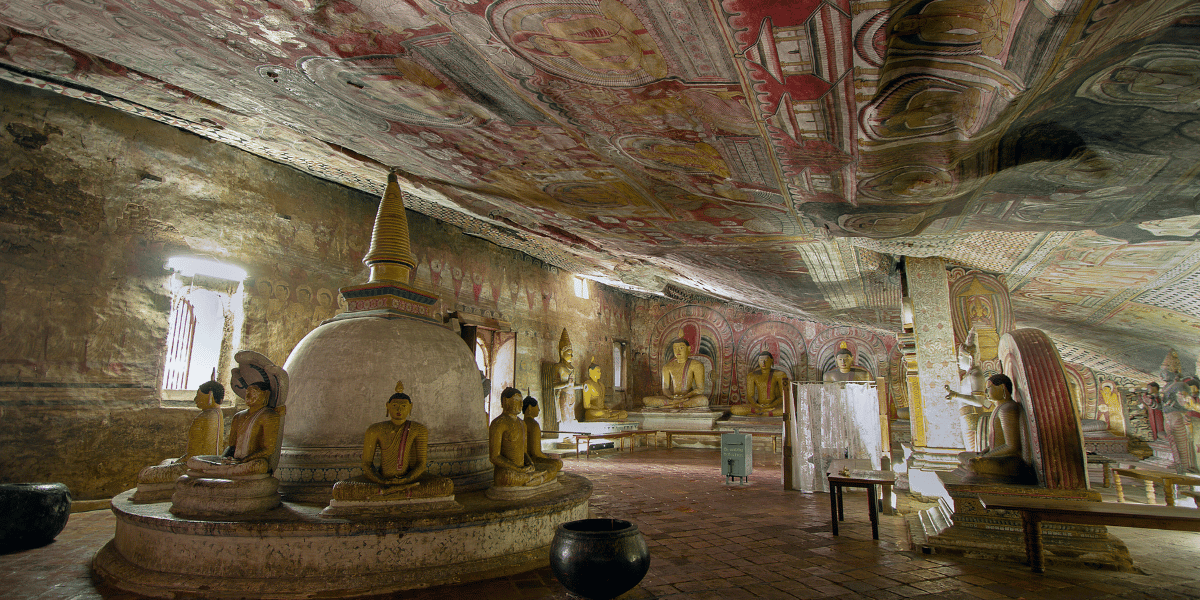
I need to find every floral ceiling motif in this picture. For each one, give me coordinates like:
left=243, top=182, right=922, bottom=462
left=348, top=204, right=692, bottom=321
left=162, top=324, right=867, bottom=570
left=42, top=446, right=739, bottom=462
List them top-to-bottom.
left=1, top=0, right=1198, bottom=377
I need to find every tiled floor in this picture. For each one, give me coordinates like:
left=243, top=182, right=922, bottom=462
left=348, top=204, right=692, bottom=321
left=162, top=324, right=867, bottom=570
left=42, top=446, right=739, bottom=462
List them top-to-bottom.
left=4, top=448, right=1199, bottom=599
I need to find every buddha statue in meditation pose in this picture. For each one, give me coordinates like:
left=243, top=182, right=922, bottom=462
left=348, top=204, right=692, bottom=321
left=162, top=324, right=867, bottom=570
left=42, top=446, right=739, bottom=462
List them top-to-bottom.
left=642, top=337, right=709, bottom=409
left=822, top=343, right=872, bottom=383
left=171, top=350, right=287, bottom=517
left=731, top=352, right=788, bottom=416
left=581, top=361, right=627, bottom=421
left=960, top=373, right=1036, bottom=485
left=132, top=381, right=225, bottom=502
left=329, top=385, right=454, bottom=504
left=489, top=387, right=558, bottom=492
left=522, top=396, right=564, bottom=479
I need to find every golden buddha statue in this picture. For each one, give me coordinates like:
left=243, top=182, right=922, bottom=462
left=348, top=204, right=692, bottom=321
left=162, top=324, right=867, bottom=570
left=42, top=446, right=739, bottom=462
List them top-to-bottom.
left=550, top=328, right=582, bottom=427
left=944, top=329, right=991, bottom=452
left=642, top=336, right=709, bottom=409
left=822, top=343, right=872, bottom=383
left=172, top=350, right=287, bottom=517
left=731, top=352, right=788, bottom=416
left=581, top=361, right=627, bottom=421
left=961, top=374, right=1036, bottom=484
left=133, top=381, right=224, bottom=502
left=329, top=384, right=454, bottom=504
left=489, top=387, right=558, bottom=492
left=521, top=396, right=564, bottom=478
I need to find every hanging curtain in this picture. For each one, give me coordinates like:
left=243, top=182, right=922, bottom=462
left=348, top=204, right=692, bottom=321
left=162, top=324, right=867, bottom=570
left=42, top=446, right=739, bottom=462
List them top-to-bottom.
left=785, top=383, right=883, bottom=492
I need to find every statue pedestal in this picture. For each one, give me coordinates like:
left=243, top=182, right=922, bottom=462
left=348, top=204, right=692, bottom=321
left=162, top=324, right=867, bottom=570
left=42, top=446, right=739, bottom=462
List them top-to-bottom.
left=629, top=409, right=722, bottom=432
left=717, top=415, right=782, bottom=433
left=1082, top=431, right=1129, bottom=456
left=1143, top=439, right=1178, bottom=471
left=131, top=461, right=187, bottom=503
left=909, top=471, right=1135, bottom=572
left=170, top=473, right=282, bottom=518
left=95, top=474, right=591, bottom=599
left=486, top=479, right=563, bottom=501
left=321, top=495, right=460, bottom=517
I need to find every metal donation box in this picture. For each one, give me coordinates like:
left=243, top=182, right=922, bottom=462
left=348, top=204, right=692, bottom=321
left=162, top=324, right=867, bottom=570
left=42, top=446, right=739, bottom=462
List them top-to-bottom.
left=721, top=432, right=753, bottom=484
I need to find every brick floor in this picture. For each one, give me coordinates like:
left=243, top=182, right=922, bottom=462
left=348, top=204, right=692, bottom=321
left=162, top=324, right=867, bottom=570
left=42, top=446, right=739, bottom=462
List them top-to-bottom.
left=3, top=448, right=1199, bottom=599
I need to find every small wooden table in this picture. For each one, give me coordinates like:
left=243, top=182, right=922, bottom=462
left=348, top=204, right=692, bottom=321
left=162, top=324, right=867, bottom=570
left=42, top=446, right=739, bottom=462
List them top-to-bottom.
left=1085, top=454, right=1117, bottom=488
left=1111, top=468, right=1200, bottom=506
left=826, top=471, right=896, bottom=540
left=978, top=495, right=1200, bottom=572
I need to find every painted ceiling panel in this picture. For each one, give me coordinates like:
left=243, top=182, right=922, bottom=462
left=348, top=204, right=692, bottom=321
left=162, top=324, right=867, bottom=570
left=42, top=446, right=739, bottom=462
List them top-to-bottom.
left=0, top=0, right=1198, bottom=377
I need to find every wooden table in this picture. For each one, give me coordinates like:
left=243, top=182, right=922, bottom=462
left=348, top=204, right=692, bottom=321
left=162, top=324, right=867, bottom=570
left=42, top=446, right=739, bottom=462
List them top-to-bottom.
left=661, top=430, right=782, bottom=453
left=1085, top=454, right=1117, bottom=488
left=1111, top=468, right=1200, bottom=506
left=826, top=471, right=896, bottom=540
left=978, top=494, right=1200, bottom=572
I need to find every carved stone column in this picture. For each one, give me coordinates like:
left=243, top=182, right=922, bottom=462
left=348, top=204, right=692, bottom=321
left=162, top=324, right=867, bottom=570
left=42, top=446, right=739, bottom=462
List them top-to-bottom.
left=904, top=258, right=963, bottom=491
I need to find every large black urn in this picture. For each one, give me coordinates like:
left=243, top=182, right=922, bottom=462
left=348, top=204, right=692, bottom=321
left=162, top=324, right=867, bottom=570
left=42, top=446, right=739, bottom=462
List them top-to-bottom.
left=0, top=483, right=72, bottom=551
left=550, top=518, right=650, bottom=600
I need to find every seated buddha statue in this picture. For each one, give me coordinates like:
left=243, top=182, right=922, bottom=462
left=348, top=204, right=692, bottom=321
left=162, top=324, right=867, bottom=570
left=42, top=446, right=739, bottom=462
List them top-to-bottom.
left=642, top=337, right=709, bottom=409
left=822, top=343, right=872, bottom=383
left=171, top=350, right=287, bottom=517
left=731, top=352, right=788, bottom=416
left=581, top=362, right=627, bottom=421
left=959, top=374, right=1036, bottom=485
left=132, top=381, right=225, bottom=502
left=326, top=385, right=455, bottom=510
left=487, top=387, right=559, bottom=498
left=521, top=396, right=564, bottom=479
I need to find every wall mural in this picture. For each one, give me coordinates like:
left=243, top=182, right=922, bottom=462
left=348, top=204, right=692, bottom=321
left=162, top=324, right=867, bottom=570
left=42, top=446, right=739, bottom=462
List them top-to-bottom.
left=0, top=1, right=1198, bottom=379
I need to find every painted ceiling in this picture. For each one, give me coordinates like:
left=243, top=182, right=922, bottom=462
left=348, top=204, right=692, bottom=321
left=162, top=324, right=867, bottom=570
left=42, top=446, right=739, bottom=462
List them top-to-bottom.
left=0, top=0, right=1198, bottom=379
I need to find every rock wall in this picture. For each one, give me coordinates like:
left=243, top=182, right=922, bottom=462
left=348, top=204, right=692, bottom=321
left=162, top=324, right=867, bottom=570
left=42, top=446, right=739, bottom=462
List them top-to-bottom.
left=0, top=80, right=630, bottom=499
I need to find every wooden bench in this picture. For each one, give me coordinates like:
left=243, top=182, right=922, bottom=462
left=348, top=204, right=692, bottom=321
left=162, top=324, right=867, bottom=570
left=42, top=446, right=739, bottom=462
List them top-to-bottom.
left=546, top=430, right=659, bottom=458
left=661, top=430, right=782, bottom=453
left=1111, top=468, right=1200, bottom=506
left=978, top=494, right=1200, bottom=573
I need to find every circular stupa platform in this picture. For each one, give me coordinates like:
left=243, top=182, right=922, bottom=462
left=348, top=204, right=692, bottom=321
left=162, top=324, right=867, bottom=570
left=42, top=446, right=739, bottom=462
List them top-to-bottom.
left=93, top=474, right=591, bottom=599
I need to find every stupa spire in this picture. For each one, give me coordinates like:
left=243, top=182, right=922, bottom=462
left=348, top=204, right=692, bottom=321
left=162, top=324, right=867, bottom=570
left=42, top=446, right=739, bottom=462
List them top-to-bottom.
left=363, top=172, right=417, bottom=283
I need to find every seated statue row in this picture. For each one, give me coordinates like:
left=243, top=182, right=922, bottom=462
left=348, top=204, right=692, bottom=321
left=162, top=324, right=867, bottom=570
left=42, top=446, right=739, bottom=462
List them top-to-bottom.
left=643, top=337, right=709, bottom=409
left=731, top=352, right=788, bottom=416
left=959, top=374, right=1036, bottom=485
left=133, top=381, right=224, bottom=502
left=488, top=387, right=561, bottom=498
left=330, top=388, right=453, bottom=503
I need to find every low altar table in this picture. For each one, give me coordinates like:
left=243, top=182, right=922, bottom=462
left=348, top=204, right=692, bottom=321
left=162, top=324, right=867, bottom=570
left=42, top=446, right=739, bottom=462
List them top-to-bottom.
left=827, top=470, right=896, bottom=540
left=978, top=494, right=1200, bottom=572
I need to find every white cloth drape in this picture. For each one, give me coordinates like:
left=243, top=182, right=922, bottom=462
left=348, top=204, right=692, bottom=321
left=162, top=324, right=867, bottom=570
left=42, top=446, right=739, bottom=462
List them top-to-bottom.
left=785, top=383, right=882, bottom=492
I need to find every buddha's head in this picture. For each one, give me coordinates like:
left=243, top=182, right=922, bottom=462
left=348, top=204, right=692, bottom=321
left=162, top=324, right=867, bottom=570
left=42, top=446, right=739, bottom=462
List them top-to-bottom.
left=670, top=338, right=691, bottom=361
left=561, top=346, right=574, bottom=364
left=835, top=347, right=854, bottom=372
left=757, top=351, right=774, bottom=373
left=588, top=363, right=601, bottom=382
left=986, top=373, right=1013, bottom=403
left=195, top=380, right=225, bottom=409
left=245, top=381, right=270, bottom=410
left=501, top=387, right=523, bottom=415
left=386, top=393, right=413, bottom=423
left=522, top=396, right=539, bottom=419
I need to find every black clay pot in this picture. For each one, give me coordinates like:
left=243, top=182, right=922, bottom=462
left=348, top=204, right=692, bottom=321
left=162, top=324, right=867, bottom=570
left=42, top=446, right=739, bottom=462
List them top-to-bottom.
left=0, top=483, right=72, bottom=551
left=550, top=518, right=650, bottom=600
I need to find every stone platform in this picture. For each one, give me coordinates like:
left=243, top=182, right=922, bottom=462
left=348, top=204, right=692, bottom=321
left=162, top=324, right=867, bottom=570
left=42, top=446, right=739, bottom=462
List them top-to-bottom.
left=629, top=409, right=723, bottom=432
left=716, top=415, right=783, bottom=433
left=1083, top=432, right=1129, bottom=456
left=93, top=473, right=591, bottom=599
left=910, top=473, right=1135, bottom=572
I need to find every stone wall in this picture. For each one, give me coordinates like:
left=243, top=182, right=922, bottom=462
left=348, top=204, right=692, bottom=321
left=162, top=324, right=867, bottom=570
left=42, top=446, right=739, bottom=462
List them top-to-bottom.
left=0, top=80, right=631, bottom=499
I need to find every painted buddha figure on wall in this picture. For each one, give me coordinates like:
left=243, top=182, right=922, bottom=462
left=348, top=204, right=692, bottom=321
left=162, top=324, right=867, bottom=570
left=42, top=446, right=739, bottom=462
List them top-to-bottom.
left=642, top=337, right=709, bottom=409
left=822, top=343, right=872, bottom=383
left=731, top=351, right=788, bottom=417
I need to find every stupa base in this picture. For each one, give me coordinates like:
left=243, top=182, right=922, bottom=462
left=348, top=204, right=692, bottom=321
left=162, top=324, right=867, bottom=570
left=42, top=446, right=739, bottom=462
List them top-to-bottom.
left=94, top=473, right=591, bottom=599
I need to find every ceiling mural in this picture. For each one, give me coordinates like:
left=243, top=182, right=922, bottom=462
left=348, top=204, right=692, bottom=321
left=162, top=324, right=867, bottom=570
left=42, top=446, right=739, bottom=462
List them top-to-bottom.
left=0, top=0, right=1198, bottom=378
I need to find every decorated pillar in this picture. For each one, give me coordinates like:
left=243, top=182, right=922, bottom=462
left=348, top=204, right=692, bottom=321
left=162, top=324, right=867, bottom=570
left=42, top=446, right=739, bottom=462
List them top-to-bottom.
left=904, top=258, right=963, bottom=477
